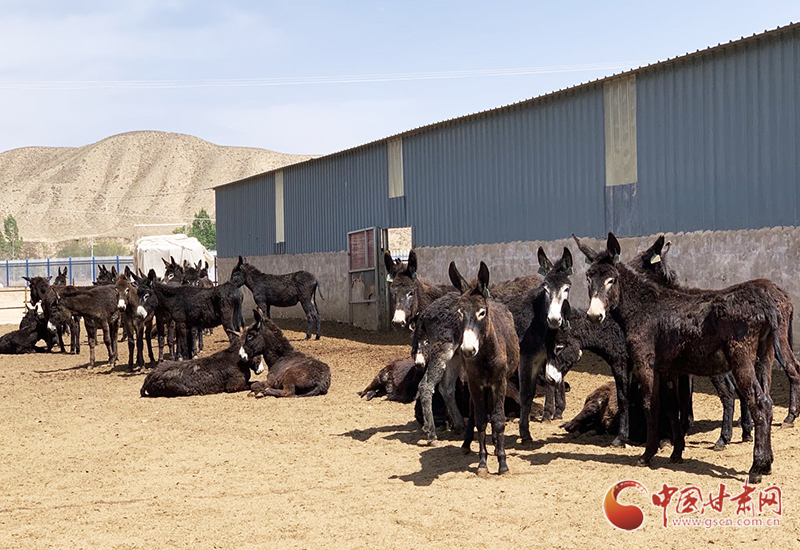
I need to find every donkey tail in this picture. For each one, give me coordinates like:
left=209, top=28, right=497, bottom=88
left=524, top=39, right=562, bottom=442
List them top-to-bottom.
left=315, top=280, right=324, bottom=301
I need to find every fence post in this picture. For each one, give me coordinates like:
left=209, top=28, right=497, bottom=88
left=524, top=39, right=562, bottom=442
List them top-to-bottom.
left=116, top=254, right=120, bottom=273
left=91, top=255, right=96, bottom=282
left=46, top=257, right=50, bottom=279
left=68, top=257, right=72, bottom=285
left=25, top=258, right=29, bottom=281
left=5, top=259, right=8, bottom=287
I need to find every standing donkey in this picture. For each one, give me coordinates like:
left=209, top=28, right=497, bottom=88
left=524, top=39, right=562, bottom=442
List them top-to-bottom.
left=385, top=250, right=455, bottom=329
left=230, top=256, right=323, bottom=340
left=455, top=262, right=520, bottom=476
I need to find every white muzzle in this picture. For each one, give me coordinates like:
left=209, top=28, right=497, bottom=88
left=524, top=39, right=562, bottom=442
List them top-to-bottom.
left=587, top=297, right=606, bottom=322
left=118, top=299, right=126, bottom=310
left=136, top=305, right=148, bottom=319
left=392, top=309, right=406, bottom=326
left=47, top=321, right=57, bottom=333
left=460, top=328, right=479, bottom=357
left=239, top=347, right=248, bottom=361
left=255, top=358, right=264, bottom=375
left=545, top=362, right=562, bottom=385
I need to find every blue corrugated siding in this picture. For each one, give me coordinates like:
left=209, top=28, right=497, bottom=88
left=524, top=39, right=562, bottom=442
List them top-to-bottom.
left=634, top=31, right=800, bottom=236
left=404, top=88, right=606, bottom=247
left=283, top=144, right=394, bottom=254
left=216, top=173, right=275, bottom=256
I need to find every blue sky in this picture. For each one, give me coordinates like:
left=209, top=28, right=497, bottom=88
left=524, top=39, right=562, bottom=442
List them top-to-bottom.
left=1, top=1, right=798, bottom=154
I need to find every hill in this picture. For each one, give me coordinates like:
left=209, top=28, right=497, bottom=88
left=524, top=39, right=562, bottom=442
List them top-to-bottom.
left=0, top=131, right=311, bottom=254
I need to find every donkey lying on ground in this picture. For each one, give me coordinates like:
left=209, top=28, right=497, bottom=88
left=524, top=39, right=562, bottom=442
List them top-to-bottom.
left=583, top=233, right=782, bottom=483
left=231, top=256, right=323, bottom=340
left=455, top=262, right=520, bottom=476
left=19, top=304, right=56, bottom=352
left=0, top=307, right=50, bottom=354
left=241, top=310, right=331, bottom=398
left=140, top=335, right=263, bottom=397
left=358, top=358, right=423, bottom=402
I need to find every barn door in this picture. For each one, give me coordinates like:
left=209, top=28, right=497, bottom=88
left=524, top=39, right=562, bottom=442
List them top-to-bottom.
left=347, top=227, right=380, bottom=330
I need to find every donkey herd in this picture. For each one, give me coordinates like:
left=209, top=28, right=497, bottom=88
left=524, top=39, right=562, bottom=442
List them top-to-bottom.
left=2, top=233, right=798, bottom=484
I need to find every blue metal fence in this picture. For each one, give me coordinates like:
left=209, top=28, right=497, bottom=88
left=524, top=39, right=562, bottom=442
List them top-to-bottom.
left=2, top=256, right=133, bottom=287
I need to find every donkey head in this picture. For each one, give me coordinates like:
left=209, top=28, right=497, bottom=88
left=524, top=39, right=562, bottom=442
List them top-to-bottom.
left=584, top=233, right=623, bottom=324
left=632, top=234, right=676, bottom=287
left=538, top=246, right=574, bottom=329
left=386, top=249, right=420, bottom=328
left=162, top=256, right=183, bottom=283
left=228, top=256, right=247, bottom=288
left=198, top=261, right=209, bottom=279
left=454, top=261, right=494, bottom=358
left=94, top=265, right=117, bottom=285
left=53, top=267, right=68, bottom=286
left=135, top=270, right=160, bottom=319
left=115, top=273, right=138, bottom=312
left=22, top=276, right=51, bottom=306
left=43, top=289, right=72, bottom=334
left=543, top=300, right=582, bottom=386
left=238, top=308, right=293, bottom=373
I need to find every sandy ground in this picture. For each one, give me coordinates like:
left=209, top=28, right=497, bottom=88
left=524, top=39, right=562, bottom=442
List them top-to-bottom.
left=1, top=320, right=799, bottom=549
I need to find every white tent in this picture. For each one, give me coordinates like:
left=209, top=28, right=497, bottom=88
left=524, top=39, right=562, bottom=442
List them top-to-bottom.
left=133, top=234, right=215, bottom=280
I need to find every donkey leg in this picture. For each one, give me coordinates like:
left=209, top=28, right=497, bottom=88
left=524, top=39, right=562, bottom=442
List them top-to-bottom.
left=300, top=300, right=315, bottom=340
left=156, top=320, right=165, bottom=362
left=101, top=321, right=115, bottom=368
left=145, top=321, right=155, bottom=363
left=86, top=324, right=97, bottom=368
left=126, top=324, right=135, bottom=370
left=135, top=326, right=144, bottom=367
left=780, top=348, right=800, bottom=426
left=729, top=351, right=772, bottom=483
left=518, top=352, right=543, bottom=444
left=417, top=357, right=447, bottom=443
left=440, top=358, right=466, bottom=434
left=611, top=359, right=630, bottom=447
left=638, top=367, right=660, bottom=466
left=710, top=374, right=735, bottom=451
left=663, top=375, right=685, bottom=463
left=467, top=380, right=489, bottom=476
left=491, top=386, right=509, bottom=475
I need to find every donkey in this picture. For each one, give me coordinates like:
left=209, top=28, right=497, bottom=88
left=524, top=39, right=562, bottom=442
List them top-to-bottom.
left=583, top=233, right=782, bottom=483
left=620, top=234, right=800, bottom=428
left=490, top=247, right=576, bottom=444
left=385, top=250, right=455, bottom=329
left=230, top=256, right=323, bottom=339
left=162, top=257, right=184, bottom=284
left=455, top=262, right=520, bottom=476
left=410, top=263, right=537, bottom=443
left=94, top=265, right=117, bottom=285
left=24, top=273, right=79, bottom=354
left=115, top=273, right=155, bottom=370
left=40, top=283, right=120, bottom=368
left=544, top=300, right=752, bottom=449
left=18, top=304, right=56, bottom=352
left=240, top=310, right=331, bottom=398
left=140, top=335, right=263, bottom=397
left=358, top=358, right=424, bottom=402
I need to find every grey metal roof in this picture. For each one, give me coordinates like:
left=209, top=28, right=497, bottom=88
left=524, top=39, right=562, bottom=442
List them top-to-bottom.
left=215, top=21, right=800, bottom=190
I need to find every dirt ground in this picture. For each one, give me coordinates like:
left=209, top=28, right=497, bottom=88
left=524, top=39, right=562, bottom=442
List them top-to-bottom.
left=1, top=320, right=798, bottom=549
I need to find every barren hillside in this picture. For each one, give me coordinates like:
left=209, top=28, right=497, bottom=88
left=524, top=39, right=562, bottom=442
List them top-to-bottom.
left=0, top=131, right=311, bottom=253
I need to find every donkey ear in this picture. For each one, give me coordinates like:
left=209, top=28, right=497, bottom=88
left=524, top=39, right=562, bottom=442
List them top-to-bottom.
left=607, top=233, right=621, bottom=264
left=571, top=234, right=599, bottom=264
left=648, top=234, right=666, bottom=264
left=662, top=240, right=672, bottom=255
left=537, top=247, right=553, bottom=276
left=561, top=247, right=573, bottom=275
left=406, top=250, right=418, bottom=280
left=383, top=251, right=394, bottom=275
left=237, top=256, right=243, bottom=266
left=162, top=258, right=170, bottom=267
left=448, top=261, right=469, bottom=294
left=477, top=261, right=490, bottom=298
left=111, top=266, right=118, bottom=277
left=147, top=269, right=157, bottom=282
left=22, top=276, right=31, bottom=283
left=561, top=299, right=572, bottom=326
left=253, top=308, right=263, bottom=328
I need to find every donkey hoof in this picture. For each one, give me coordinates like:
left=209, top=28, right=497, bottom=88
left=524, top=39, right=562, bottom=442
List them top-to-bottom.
left=305, top=335, right=312, bottom=340
left=315, top=335, right=321, bottom=340
left=780, top=421, right=795, bottom=429
left=742, top=433, right=753, bottom=442
left=519, top=436, right=533, bottom=446
left=610, top=437, right=625, bottom=448
left=422, top=438, right=438, bottom=447
left=659, top=438, right=672, bottom=450
left=713, top=441, right=727, bottom=452
left=460, top=444, right=471, bottom=455
left=669, top=455, right=684, bottom=464
left=636, top=456, right=651, bottom=467
left=498, top=464, right=510, bottom=475
left=477, top=467, right=489, bottom=478
left=748, top=472, right=763, bottom=485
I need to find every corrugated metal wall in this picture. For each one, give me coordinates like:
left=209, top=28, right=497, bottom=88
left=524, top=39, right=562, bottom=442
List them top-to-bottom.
left=216, top=27, right=800, bottom=257
left=630, top=30, right=800, bottom=236
left=404, top=88, right=606, bottom=247
left=216, top=172, right=275, bottom=256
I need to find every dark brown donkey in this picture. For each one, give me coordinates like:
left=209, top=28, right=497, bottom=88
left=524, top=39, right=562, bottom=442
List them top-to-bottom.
left=582, top=233, right=783, bottom=483
left=621, top=234, right=800, bottom=428
left=385, top=250, right=456, bottom=329
left=231, top=257, right=323, bottom=340
left=455, top=262, right=520, bottom=476
left=115, top=273, right=155, bottom=370
left=39, top=282, right=120, bottom=368
left=240, top=310, right=331, bottom=398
